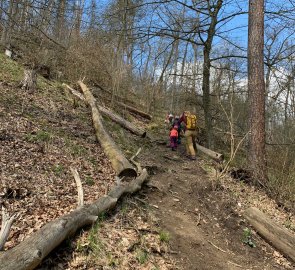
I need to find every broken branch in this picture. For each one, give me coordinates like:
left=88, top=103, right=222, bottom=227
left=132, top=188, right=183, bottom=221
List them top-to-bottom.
left=70, top=167, right=84, bottom=207
left=0, top=207, right=16, bottom=251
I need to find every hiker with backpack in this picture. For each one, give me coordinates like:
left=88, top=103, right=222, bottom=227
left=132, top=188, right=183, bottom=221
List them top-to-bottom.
left=179, top=111, right=197, bottom=160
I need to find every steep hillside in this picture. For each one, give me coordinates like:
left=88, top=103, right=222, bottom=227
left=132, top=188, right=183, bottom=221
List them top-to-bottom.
left=0, top=53, right=117, bottom=248
left=0, top=53, right=179, bottom=269
left=0, top=54, right=294, bottom=270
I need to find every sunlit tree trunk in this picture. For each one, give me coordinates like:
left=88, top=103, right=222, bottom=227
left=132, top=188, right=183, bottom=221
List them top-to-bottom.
left=248, top=0, right=267, bottom=183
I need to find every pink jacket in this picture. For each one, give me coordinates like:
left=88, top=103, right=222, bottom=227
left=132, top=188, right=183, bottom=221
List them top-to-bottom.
left=170, top=129, right=178, bottom=137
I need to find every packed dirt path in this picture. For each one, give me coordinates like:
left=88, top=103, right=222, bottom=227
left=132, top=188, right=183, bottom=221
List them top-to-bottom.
left=140, top=141, right=293, bottom=270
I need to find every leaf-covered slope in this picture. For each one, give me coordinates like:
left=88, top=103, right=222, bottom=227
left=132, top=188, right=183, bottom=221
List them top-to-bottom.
left=0, top=53, right=116, bottom=249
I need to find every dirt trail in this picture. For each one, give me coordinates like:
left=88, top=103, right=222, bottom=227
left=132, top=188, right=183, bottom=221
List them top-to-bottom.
left=141, top=142, right=292, bottom=270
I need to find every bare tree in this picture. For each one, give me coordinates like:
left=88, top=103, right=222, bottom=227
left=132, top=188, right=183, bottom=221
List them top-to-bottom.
left=55, top=0, right=67, bottom=41
left=199, top=0, right=223, bottom=148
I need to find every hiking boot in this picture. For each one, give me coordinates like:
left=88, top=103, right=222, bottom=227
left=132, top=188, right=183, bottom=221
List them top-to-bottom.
left=187, top=155, right=196, bottom=160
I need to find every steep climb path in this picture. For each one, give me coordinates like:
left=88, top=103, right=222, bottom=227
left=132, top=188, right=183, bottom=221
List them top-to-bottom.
left=140, top=142, right=293, bottom=270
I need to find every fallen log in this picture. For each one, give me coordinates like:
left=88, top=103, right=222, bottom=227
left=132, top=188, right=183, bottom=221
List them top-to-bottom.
left=78, top=81, right=137, bottom=178
left=63, top=83, right=85, bottom=101
left=63, top=84, right=147, bottom=138
left=90, top=84, right=150, bottom=120
left=93, top=84, right=138, bottom=107
left=117, top=102, right=152, bottom=120
left=98, top=106, right=147, bottom=138
left=153, top=139, right=224, bottom=161
left=196, top=143, right=224, bottom=161
left=0, top=169, right=148, bottom=270
left=244, top=207, right=295, bottom=263
left=0, top=208, right=17, bottom=251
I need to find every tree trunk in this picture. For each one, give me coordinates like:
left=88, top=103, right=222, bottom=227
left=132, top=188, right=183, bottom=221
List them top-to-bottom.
left=0, top=0, right=14, bottom=46
left=0, top=0, right=4, bottom=22
left=54, top=0, right=66, bottom=41
left=73, top=0, right=85, bottom=39
left=201, top=0, right=223, bottom=148
left=248, top=0, right=267, bottom=183
left=170, top=38, right=179, bottom=112
left=178, top=41, right=189, bottom=110
left=192, top=42, right=199, bottom=109
left=202, top=47, right=213, bottom=148
left=21, top=69, right=37, bottom=91
left=284, top=76, right=291, bottom=125
left=78, top=81, right=137, bottom=178
left=98, top=106, right=147, bottom=137
left=0, top=170, right=148, bottom=270
left=244, top=207, right=295, bottom=263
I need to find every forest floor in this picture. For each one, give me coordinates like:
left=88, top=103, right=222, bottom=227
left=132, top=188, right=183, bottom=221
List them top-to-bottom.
left=0, top=54, right=294, bottom=269
left=37, top=130, right=294, bottom=270
left=138, top=142, right=294, bottom=270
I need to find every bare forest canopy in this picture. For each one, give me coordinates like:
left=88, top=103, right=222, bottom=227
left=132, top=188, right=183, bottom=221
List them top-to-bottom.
left=0, top=0, right=295, bottom=204
left=0, top=0, right=294, bottom=125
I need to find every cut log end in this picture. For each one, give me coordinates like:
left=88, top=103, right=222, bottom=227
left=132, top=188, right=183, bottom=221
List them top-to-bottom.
left=196, top=143, right=224, bottom=162
left=216, top=153, right=224, bottom=161
left=119, top=168, right=137, bottom=178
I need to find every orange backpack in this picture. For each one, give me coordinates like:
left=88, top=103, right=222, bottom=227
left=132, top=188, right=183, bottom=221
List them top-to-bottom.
left=170, top=129, right=178, bottom=137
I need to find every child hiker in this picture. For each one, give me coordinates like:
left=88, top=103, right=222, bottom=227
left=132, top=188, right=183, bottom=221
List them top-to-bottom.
left=172, top=115, right=183, bottom=145
left=170, top=125, right=178, bottom=151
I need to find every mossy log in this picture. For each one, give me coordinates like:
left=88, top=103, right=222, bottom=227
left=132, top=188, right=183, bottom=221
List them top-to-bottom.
left=78, top=81, right=137, bottom=178
left=0, top=169, right=148, bottom=270
left=244, top=207, right=295, bottom=263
